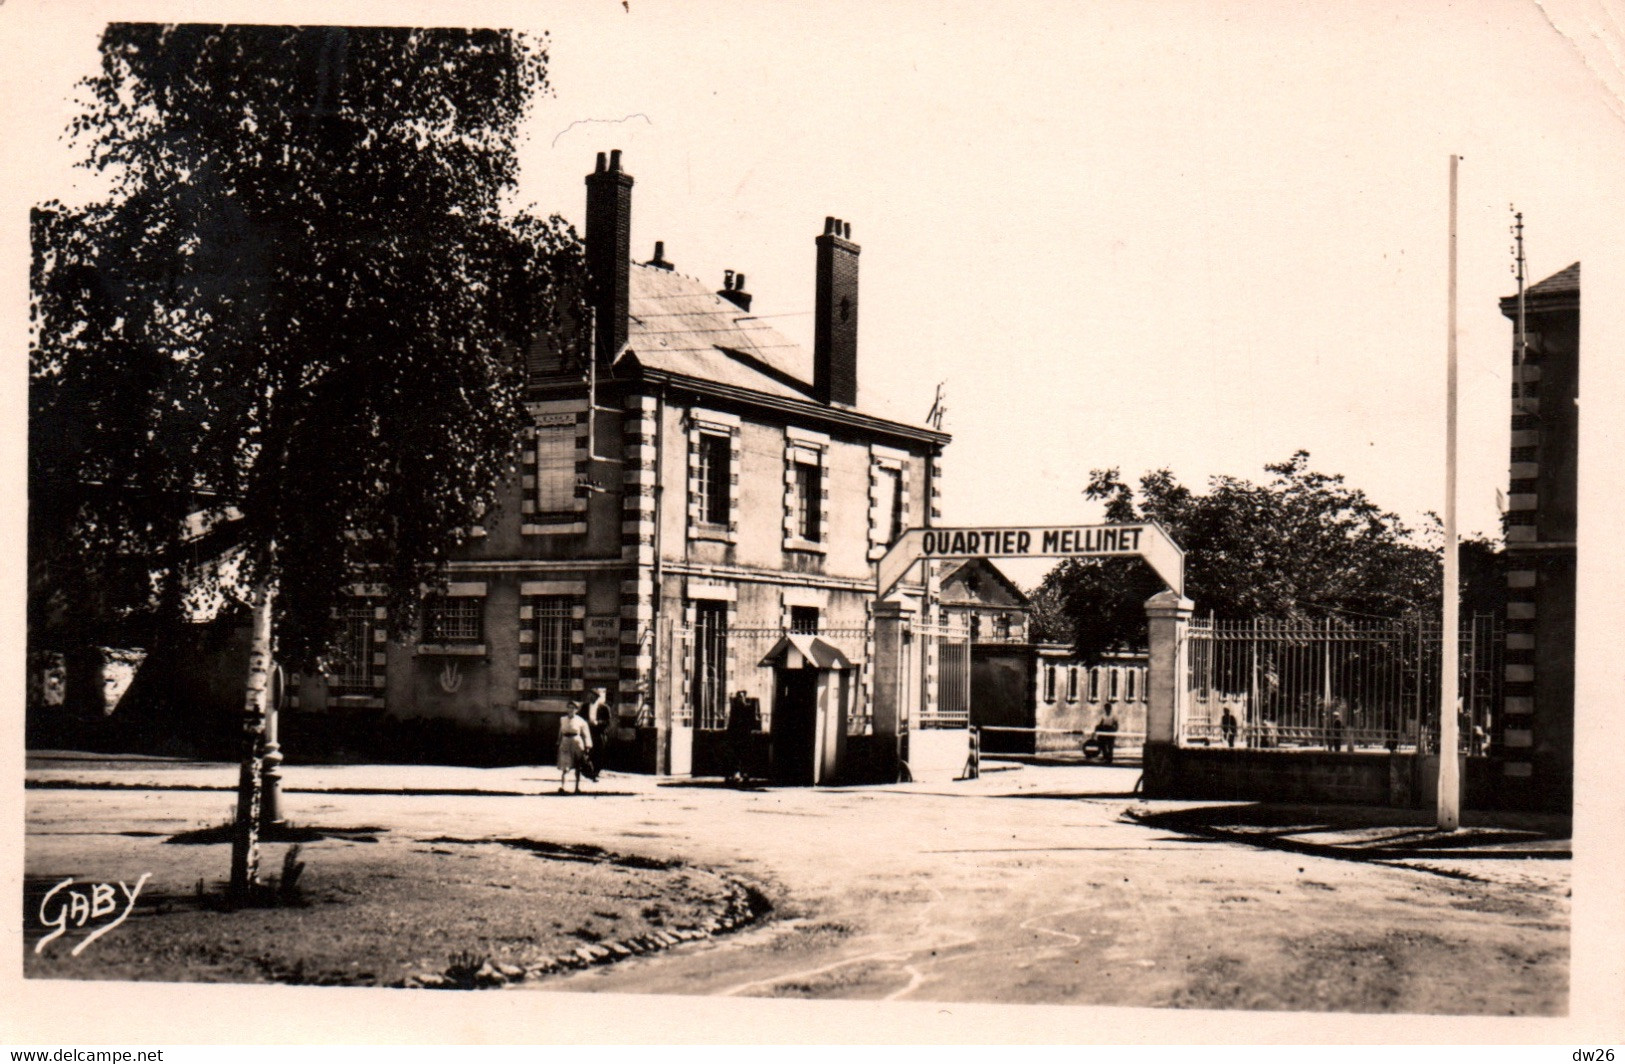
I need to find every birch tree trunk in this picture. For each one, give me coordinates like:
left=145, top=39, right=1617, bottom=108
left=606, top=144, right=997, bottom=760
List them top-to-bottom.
left=229, top=580, right=276, bottom=899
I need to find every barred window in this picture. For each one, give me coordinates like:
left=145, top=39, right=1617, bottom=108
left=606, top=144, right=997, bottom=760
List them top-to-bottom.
left=536, top=424, right=577, bottom=515
left=698, top=433, right=731, bottom=525
left=793, top=461, right=822, bottom=541
left=887, top=467, right=906, bottom=542
left=424, top=596, right=483, bottom=644
left=535, top=596, right=577, bottom=694
left=329, top=600, right=381, bottom=695
left=693, top=601, right=729, bottom=729
left=790, top=606, right=819, bottom=635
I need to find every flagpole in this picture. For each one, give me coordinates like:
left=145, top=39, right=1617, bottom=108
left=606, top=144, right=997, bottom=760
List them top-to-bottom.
left=1439, top=154, right=1462, bottom=830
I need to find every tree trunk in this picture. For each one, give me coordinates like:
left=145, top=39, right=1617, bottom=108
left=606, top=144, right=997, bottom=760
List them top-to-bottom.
left=229, top=580, right=275, bottom=899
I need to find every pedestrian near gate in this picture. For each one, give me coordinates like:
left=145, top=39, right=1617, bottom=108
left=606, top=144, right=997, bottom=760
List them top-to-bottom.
left=1181, top=614, right=1503, bottom=752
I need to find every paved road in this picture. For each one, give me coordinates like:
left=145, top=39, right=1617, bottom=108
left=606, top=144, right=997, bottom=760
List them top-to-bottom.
left=25, top=761, right=1568, bottom=1013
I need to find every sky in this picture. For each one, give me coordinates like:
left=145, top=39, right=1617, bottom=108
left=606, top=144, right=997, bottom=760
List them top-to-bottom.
left=5, top=0, right=1625, bottom=591
left=509, top=0, right=1625, bottom=556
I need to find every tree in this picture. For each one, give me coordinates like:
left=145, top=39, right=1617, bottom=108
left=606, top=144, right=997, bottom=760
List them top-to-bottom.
left=31, top=24, right=584, bottom=897
left=1031, top=452, right=1454, bottom=657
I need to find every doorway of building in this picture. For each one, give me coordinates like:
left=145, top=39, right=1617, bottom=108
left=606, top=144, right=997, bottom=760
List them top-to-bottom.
left=771, top=669, right=819, bottom=785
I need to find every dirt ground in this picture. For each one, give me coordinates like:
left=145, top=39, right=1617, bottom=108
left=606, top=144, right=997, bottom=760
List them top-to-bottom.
left=23, top=762, right=1571, bottom=1013
left=23, top=798, right=752, bottom=988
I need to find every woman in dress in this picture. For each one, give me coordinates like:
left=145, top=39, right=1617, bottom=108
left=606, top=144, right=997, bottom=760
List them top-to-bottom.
left=557, top=702, right=593, bottom=794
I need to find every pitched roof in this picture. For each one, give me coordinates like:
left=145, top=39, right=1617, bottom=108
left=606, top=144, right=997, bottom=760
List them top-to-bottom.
left=1499, top=261, right=1579, bottom=317
left=1527, top=262, right=1579, bottom=296
left=620, top=263, right=940, bottom=434
left=625, top=263, right=814, bottom=402
left=939, top=558, right=1031, bottom=609
left=758, top=633, right=857, bottom=670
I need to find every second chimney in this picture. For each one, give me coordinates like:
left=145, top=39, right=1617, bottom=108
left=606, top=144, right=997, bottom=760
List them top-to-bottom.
left=584, top=149, right=634, bottom=362
left=813, top=216, right=859, bottom=406
left=718, top=269, right=752, bottom=313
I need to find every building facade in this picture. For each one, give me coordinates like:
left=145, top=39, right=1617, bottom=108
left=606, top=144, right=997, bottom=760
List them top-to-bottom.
left=291, top=150, right=950, bottom=777
left=1492, top=262, right=1577, bottom=812
left=938, top=559, right=1031, bottom=647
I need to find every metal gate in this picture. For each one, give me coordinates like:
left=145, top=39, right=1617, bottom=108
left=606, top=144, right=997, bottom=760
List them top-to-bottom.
left=1183, top=613, right=1502, bottom=751
left=916, top=616, right=971, bottom=728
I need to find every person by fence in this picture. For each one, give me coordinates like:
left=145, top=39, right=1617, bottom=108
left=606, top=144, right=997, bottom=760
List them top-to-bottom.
left=1094, top=705, right=1119, bottom=765
left=961, top=726, right=981, bottom=780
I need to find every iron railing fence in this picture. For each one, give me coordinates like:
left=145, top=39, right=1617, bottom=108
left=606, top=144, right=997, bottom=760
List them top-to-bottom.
left=1183, top=613, right=1502, bottom=752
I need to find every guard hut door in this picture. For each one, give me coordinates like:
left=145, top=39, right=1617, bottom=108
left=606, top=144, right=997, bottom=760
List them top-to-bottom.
left=759, top=635, right=853, bottom=786
left=771, top=671, right=819, bottom=785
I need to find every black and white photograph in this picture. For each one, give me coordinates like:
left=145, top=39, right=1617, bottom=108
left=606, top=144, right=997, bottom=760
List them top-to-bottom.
left=4, top=0, right=1623, bottom=1048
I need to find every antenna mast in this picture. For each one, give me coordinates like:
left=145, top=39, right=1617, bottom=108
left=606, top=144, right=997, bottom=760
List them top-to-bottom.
left=1511, top=208, right=1531, bottom=415
left=926, top=382, right=947, bottom=431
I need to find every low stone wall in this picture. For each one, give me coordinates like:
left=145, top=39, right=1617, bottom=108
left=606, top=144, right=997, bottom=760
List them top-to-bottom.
left=1141, top=744, right=1428, bottom=807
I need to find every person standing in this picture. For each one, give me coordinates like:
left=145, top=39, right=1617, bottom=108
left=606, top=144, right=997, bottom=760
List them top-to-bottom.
left=585, top=686, right=612, bottom=770
left=725, top=690, right=757, bottom=785
left=557, top=703, right=593, bottom=794
left=1094, top=703, right=1119, bottom=765
left=1220, top=706, right=1238, bottom=748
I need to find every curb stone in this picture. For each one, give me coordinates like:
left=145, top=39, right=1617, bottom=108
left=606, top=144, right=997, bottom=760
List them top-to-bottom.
left=398, top=869, right=768, bottom=990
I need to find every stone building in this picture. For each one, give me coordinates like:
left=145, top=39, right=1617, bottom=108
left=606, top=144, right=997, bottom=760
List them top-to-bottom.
left=291, top=150, right=950, bottom=780
left=1493, top=262, right=1577, bottom=812
left=938, top=559, right=1031, bottom=647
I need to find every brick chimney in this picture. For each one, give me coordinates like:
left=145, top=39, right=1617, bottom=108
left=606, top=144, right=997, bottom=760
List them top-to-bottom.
left=584, top=149, right=633, bottom=362
left=814, top=216, right=859, bottom=406
left=718, top=269, right=752, bottom=313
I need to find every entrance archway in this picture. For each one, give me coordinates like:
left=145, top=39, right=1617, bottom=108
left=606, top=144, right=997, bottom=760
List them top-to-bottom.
left=871, top=523, right=1187, bottom=782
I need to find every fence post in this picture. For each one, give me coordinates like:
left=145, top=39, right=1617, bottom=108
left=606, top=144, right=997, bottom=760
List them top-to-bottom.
left=1142, top=590, right=1195, bottom=796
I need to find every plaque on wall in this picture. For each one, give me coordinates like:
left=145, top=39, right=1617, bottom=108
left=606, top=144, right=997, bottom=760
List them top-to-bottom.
left=583, top=614, right=621, bottom=680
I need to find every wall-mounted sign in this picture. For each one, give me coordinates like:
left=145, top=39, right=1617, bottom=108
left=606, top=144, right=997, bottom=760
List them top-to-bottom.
left=535, top=412, right=578, bottom=427
left=877, top=523, right=1184, bottom=599
left=583, top=614, right=621, bottom=681
left=583, top=646, right=619, bottom=680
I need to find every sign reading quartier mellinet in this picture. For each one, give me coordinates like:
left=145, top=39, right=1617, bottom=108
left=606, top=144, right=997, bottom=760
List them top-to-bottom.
left=876, top=522, right=1184, bottom=599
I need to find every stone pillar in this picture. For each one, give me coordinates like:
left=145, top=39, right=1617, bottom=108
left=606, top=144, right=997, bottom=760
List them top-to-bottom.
left=1143, top=591, right=1194, bottom=795
left=871, top=600, right=912, bottom=779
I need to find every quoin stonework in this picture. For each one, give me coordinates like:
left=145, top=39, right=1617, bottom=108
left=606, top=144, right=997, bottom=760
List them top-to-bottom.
left=1494, top=261, right=1578, bottom=812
